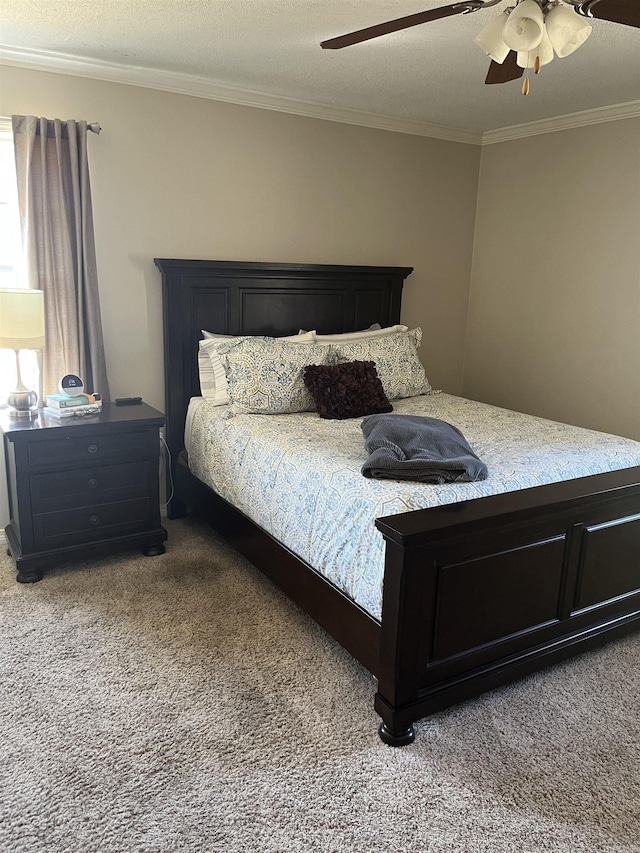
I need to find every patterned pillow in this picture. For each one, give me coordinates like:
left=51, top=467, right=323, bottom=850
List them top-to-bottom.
left=331, top=329, right=431, bottom=401
left=198, top=331, right=315, bottom=405
left=218, top=338, right=333, bottom=414
left=303, top=360, right=393, bottom=420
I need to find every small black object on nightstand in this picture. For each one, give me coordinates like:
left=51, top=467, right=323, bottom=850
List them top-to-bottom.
left=115, top=397, right=143, bottom=405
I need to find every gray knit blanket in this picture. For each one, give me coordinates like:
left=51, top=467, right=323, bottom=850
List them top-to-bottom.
left=361, top=413, right=488, bottom=483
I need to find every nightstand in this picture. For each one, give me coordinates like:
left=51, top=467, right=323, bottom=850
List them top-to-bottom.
left=1, top=403, right=168, bottom=583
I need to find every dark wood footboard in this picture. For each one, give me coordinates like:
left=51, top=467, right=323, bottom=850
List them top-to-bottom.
left=374, top=466, right=640, bottom=744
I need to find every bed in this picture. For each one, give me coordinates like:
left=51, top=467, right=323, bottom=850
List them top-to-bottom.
left=156, top=258, right=640, bottom=746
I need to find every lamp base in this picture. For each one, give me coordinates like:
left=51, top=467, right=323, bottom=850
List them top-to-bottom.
left=7, top=389, right=39, bottom=419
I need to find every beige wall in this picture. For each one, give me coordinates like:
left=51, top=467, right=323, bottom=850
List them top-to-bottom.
left=0, top=65, right=480, bottom=525
left=464, top=118, right=640, bottom=441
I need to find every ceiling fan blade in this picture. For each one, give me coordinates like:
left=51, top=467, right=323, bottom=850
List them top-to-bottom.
left=581, top=0, right=640, bottom=28
left=320, top=3, right=469, bottom=50
left=485, top=52, right=524, bottom=84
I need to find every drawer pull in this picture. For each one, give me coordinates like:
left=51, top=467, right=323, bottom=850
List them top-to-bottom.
left=88, top=444, right=98, bottom=454
left=88, top=478, right=98, bottom=489
left=89, top=515, right=101, bottom=526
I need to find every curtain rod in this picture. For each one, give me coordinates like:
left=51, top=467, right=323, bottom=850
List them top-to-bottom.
left=0, top=116, right=102, bottom=133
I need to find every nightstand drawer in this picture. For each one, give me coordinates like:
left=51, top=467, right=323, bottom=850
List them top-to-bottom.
left=27, top=429, right=156, bottom=468
left=30, top=461, right=150, bottom=512
left=32, top=498, right=153, bottom=547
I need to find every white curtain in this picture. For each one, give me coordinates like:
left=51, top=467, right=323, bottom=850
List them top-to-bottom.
left=12, top=115, right=110, bottom=400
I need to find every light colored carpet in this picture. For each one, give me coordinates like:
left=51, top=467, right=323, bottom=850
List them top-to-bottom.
left=1, top=517, right=638, bottom=853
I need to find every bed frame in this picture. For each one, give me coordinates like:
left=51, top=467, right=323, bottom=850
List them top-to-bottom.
left=156, top=258, right=640, bottom=746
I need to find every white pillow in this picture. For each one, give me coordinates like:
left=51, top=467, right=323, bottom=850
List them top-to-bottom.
left=298, top=323, right=380, bottom=335
left=311, top=324, right=408, bottom=344
left=331, top=328, right=431, bottom=400
left=202, top=329, right=315, bottom=340
left=201, top=330, right=234, bottom=340
left=198, top=331, right=315, bottom=405
left=217, top=338, right=333, bottom=414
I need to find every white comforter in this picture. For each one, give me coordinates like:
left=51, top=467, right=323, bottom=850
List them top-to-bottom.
left=186, top=393, right=640, bottom=620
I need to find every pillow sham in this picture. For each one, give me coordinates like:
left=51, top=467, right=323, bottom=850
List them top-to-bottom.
left=331, top=328, right=431, bottom=401
left=198, top=331, right=315, bottom=405
left=218, top=338, right=333, bottom=414
left=303, top=360, right=393, bottom=420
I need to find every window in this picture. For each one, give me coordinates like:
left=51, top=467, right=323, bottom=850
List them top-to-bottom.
left=0, top=121, right=36, bottom=404
left=0, top=124, right=26, bottom=289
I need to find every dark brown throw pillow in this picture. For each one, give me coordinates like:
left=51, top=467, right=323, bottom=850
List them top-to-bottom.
left=303, top=360, right=393, bottom=420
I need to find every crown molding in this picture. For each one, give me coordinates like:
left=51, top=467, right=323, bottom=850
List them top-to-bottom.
left=2, top=44, right=637, bottom=147
left=0, top=45, right=481, bottom=145
left=481, top=101, right=640, bottom=144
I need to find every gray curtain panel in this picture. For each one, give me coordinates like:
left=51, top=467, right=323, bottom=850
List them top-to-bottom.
left=12, top=115, right=110, bottom=401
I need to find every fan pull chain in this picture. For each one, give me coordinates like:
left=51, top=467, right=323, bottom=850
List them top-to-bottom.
left=521, top=48, right=541, bottom=96
left=522, top=50, right=531, bottom=95
left=522, top=59, right=531, bottom=95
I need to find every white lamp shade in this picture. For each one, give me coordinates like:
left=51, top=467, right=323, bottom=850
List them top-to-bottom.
left=503, top=0, right=544, bottom=52
left=545, top=4, right=592, bottom=57
left=474, top=11, right=511, bottom=63
left=517, top=24, right=554, bottom=68
left=0, top=288, right=46, bottom=350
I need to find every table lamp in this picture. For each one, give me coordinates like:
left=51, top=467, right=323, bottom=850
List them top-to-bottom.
left=0, top=288, right=46, bottom=419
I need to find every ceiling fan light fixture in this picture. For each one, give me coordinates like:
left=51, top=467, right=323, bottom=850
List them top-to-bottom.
left=502, top=0, right=545, bottom=51
left=545, top=3, right=593, bottom=57
left=474, top=11, right=511, bottom=63
left=516, top=23, right=554, bottom=67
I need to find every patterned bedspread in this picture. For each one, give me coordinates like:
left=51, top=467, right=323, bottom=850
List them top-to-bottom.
left=187, top=394, right=640, bottom=620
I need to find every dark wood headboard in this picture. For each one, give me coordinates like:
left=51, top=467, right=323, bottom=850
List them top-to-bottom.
left=155, top=258, right=413, bottom=471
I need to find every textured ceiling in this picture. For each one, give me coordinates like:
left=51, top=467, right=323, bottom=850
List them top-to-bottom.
left=1, top=0, right=639, bottom=135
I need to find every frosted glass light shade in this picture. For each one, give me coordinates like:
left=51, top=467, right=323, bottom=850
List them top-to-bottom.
left=503, top=0, right=544, bottom=51
left=545, top=4, right=592, bottom=57
left=474, top=11, right=511, bottom=63
left=517, top=24, right=554, bottom=67
left=0, top=288, right=46, bottom=350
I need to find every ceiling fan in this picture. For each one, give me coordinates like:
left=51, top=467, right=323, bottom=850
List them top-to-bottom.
left=320, top=0, right=640, bottom=93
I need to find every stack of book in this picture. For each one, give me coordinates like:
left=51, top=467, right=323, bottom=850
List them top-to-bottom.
left=45, top=394, right=103, bottom=419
